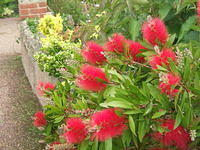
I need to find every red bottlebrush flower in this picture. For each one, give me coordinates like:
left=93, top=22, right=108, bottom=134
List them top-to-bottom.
left=142, top=18, right=168, bottom=46
left=105, top=33, right=126, bottom=53
left=127, top=40, right=146, bottom=63
left=82, top=41, right=107, bottom=65
left=149, top=48, right=176, bottom=69
left=160, top=49, right=176, bottom=65
left=149, top=55, right=163, bottom=69
left=76, top=65, right=109, bottom=92
left=159, top=73, right=180, bottom=96
left=166, top=73, right=181, bottom=85
left=36, top=81, right=55, bottom=96
left=159, top=83, right=179, bottom=97
left=90, top=108, right=127, bottom=141
left=33, top=111, right=47, bottom=127
left=63, top=118, right=87, bottom=144
left=151, top=119, right=190, bottom=150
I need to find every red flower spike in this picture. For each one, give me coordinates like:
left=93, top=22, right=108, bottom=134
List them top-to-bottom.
left=142, top=18, right=168, bottom=46
left=105, top=33, right=126, bottom=53
left=127, top=40, right=147, bottom=63
left=82, top=41, right=107, bottom=65
left=149, top=48, right=176, bottom=69
left=160, top=48, right=176, bottom=65
left=76, top=65, right=109, bottom=92
left=159, top=73, right=180, bottom=97
left=166, top=73, right=181, bottom=85
left=36, top=81, right=55, bottom=96
left=159, top=83, right=179, bottom=97
left=90, top=108, right=127, bottom=141
left=33, top=111, right=47, bottom=127
left=63, top=118, right=87, bottom=144
left=151, top=119, right=191, bottom=150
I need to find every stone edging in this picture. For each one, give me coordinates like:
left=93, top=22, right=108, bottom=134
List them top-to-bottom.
left=20, top=20, right=56, bottom=106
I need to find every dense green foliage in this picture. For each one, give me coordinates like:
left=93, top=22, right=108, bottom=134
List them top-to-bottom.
left=0, top=0, right=18, bottom=18
left=31, top=1, right=200, bottom=149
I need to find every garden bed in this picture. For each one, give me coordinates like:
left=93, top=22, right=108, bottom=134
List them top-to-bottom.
left=20, top=20, right=57, bottom=106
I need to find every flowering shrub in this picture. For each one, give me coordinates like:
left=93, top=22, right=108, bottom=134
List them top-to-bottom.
left=33, top=4, right=200, bottom=150
left=35, top=15, right=82, bottom=78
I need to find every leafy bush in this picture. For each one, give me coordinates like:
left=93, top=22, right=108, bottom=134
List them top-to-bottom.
left=0, top=0, right=18, bottom=18
left=47, top=0, right=88, bottom=25
left=78, top=0, right=199, bottom=43
left=32, top=4, right=200, bottom=149
left=34, top=15, right=82, bottom=78
left=26, top=18, right=39, bottom=34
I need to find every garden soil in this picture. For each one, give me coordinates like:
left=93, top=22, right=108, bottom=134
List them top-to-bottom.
left=0, top=18, right=44, bottom=150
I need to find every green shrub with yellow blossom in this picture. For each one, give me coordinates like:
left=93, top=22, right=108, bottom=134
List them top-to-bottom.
left=35, top=14, right=82, bottom=78
left=38, top=14, right=63, bottom=36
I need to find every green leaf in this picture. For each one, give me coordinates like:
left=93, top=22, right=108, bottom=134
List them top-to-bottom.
left=159, top=4, right=172, bottom=19
left=178, top=16, right=196, bottom=42
left=129, top=19, right=140, bottom=40
left=147, top=83, right=169, bottom=109
left=103, top=101, right=134, bottom=109
left=143, top=102, right=153, bottom=116
left=174, top=106, right=183, bottom=129
left=124, top=109, right=142, bottom=115
left=152, top=110, right=167, bottom=119
left=54, top=115, right=64, bottom=123
left=129, top=115, right=136, bottom=136
left=138, top=119, right=146, bottom=142
left=92, top=139, right=98, bottom=150
left=105, top=139, right=112, bottom=150
left=80, top=140, right=89, bottom=150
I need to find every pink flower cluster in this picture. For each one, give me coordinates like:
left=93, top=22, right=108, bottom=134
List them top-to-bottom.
left=141, top=17, right=181, bottom=97
left=142, top=18, right=168, bottom=46
left=105, top=33, right=147, bottom=63
left=78, top=34, right=148, bottom=92
left=149, top=48, right=176, bottom=69
left=159, top=73, right=180, bottom=97
left=36, top=81, right=55, bottom=96
left=63, top=108, right=127, bottom=144
left=33, top=111, right=47, bottom=127
left=151, top=119, right=190, bottom=150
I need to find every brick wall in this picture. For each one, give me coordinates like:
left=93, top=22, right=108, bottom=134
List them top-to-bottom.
left=19, top=0, right=48, bottom=19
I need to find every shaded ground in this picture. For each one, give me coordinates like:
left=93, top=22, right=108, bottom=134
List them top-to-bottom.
left=0, top=55, right=44, bottom=150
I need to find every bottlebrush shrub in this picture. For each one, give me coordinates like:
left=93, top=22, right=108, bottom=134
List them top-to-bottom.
left=33, top=17, right=200, bottom=150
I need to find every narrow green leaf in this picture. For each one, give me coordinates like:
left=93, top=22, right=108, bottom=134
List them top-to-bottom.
left=129, top=19, right=140, bottom=40
left=105, top=101, right=134, bottom=109
left=143, top=102, right=153, bottom=116
left=174, top=106, right=183, bottom=129
left=124, top=109, right=142, bottom=115
left=152, top=110, right=167, bottom=119
left=54, top=115, right=64, bottom=123
left=129, top=115, right=136, bottom=136
left=138, top=120, right=146, bottom=142
left=105, top=138, right=112, bottom=150
left=92, top=139, right=98, bottom=150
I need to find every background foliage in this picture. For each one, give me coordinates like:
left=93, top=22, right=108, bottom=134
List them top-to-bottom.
left=0, top=0, right=18, bottom=18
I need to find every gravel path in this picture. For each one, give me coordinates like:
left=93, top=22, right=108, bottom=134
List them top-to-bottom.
left=0, top=18, right=44, bottom=150
left=0, top=55, right=44, bottom=150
